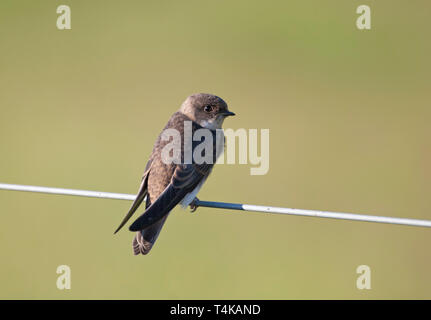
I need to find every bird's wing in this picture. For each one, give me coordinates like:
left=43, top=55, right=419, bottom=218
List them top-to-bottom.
left=114, top=160, right=153, bottom=234
left=128, top=163, right=212, bottom=232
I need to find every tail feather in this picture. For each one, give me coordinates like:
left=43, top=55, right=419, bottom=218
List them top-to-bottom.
left=132, top=215, right=169, bottom=255
left=133, top=232, right=153, bottom=255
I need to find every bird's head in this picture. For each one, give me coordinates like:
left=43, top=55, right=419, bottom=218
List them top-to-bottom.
left=180, top=93, right=235, bottom=129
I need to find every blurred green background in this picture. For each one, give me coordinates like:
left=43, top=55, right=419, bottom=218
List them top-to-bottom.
left=0, top=0, right=430, bottom=299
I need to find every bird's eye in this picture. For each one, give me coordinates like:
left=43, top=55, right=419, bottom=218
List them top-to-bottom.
left=203, top=105, right=213, bottom=113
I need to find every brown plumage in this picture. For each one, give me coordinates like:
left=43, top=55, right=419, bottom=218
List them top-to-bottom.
left=114, top=93, right=235, bottom=255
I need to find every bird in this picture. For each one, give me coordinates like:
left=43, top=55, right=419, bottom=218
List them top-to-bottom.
left=114, top=93, right=235, bottom=255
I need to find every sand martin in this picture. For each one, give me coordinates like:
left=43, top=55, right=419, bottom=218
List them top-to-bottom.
left=114, top=93, right=235, bottom=255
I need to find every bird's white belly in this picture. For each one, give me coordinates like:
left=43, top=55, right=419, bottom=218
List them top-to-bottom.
left=180, top=176, right=207, bottom=208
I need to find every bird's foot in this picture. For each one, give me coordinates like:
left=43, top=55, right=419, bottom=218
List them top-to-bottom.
left=189, top=197, right=200, bottom=213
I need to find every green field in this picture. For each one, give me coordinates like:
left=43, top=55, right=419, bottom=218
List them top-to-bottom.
left=0, top=0, right=430, bottom=299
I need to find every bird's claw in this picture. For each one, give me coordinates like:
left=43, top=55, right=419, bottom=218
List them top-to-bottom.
left=189, top=198, right=200, bottom=213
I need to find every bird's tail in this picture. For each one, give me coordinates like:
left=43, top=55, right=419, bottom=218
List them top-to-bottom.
left=132, top=215, right=168, bottom=255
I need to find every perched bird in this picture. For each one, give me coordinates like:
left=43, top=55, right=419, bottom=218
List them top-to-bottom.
left=114, top=93, right=235, bottom=255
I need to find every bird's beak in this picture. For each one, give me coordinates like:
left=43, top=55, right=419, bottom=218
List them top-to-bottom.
left=222, top=111, right=236, bottom=117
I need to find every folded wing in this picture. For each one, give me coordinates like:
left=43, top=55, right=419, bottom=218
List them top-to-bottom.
left=114, top=161, right=152, bottom=234
left=129, top=163, right=212, bottom=232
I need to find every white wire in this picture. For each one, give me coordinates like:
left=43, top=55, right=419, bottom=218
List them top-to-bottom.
left=0, top=182, right=430, bottom=228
